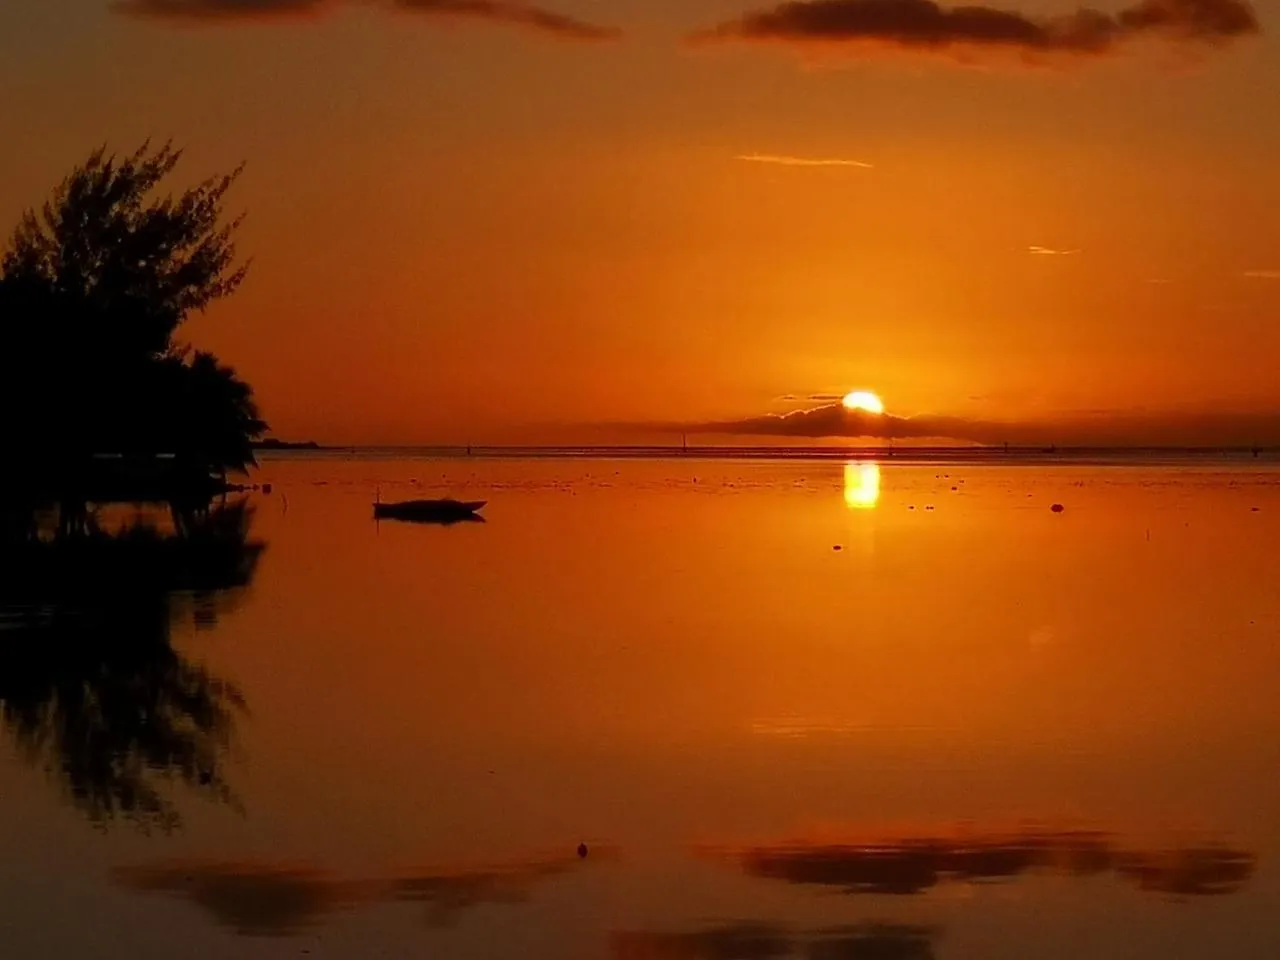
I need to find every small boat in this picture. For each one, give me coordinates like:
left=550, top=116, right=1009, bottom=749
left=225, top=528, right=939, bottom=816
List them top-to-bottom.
left=373, top=498, right=487, bottom=524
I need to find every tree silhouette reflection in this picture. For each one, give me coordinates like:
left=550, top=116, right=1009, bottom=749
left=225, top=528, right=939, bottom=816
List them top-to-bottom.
left=0, top=499, right=262, bottom=831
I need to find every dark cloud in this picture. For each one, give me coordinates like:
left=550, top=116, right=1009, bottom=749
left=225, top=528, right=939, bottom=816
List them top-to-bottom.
left=115, top=0, right=622, bottom=38
left=394, top=0, right=622, bottom=39
left=688, top=0, right=1259, bottom=62
left=664, top=401, right=1280, bottom=448
left=699, top=828, right=1255, bottom=898
left=115, top=851, right=602, bottom=936
left=611, top=922, right=937, bottom=960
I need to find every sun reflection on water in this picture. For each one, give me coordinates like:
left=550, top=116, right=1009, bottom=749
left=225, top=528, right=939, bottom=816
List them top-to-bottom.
left=843, top=462, right=881, bottom=510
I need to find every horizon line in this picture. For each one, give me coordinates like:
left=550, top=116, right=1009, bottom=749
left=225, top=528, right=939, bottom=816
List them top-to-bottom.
left=256, top=442, right=1280, bottom=461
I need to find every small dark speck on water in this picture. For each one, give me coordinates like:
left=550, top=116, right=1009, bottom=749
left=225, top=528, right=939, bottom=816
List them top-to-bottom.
left=261, top=483, right=273, bottom=494
left=951, top=486, right=958, bottom=492
left=1051, top=504, right=1065, bottom=513
left=925, top=505, right=935, bottom=511
left=1251, top=507, right=1260, bottom=512
left=833, top=545, right=843, bottom=552
left=578, top=843, right=589, bottom=859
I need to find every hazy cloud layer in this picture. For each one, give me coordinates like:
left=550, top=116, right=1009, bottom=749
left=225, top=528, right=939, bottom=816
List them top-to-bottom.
left=116, top=0, right=621, bottom=38
left=689, top=0, right=1260, bottom=62
left=1029, top=245, right=1081, bottom=255
left=1244, top=269, right=1280, bottom=279
left=664, top=400, right=1280, bottom=447
left=699, top=827, right=1256, bottom=898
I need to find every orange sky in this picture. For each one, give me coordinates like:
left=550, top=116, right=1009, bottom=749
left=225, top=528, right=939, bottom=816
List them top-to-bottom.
left=1, top=0, right=1278, bottom=444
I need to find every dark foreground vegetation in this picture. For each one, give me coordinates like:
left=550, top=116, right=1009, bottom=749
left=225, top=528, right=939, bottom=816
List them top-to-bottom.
left=0, top=142, right=265, bottom=501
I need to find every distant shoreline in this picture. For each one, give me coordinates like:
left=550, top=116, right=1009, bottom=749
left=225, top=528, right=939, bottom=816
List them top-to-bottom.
left=251, top=438, right=327, bottom=451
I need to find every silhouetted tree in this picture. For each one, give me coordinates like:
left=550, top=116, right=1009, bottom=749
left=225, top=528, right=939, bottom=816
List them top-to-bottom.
left=0, top=142, right=266, bottom=491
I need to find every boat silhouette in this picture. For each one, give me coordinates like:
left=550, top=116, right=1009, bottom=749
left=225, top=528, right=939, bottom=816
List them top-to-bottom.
left=372, top=498, right=486, bottom=524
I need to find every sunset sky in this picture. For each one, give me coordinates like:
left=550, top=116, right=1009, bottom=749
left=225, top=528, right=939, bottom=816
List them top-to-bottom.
left=2, top=0, right=1278, bottom=444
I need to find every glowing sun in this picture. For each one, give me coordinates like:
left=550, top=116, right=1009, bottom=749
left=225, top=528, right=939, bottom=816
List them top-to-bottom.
left=842, top=390, right=885, bottom=414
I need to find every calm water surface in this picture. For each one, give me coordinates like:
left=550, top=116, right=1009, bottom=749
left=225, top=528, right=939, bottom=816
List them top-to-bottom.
left=2, top=456, right=1280, bottom=959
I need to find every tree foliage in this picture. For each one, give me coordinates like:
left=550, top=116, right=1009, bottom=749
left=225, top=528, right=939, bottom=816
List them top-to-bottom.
left=0, top=142, right=266, bottom=481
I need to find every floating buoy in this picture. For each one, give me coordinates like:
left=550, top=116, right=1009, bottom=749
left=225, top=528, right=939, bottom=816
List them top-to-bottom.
left=1051, top=504, right=1065, bottom=513
left=578, top=843, right=589, bottom=859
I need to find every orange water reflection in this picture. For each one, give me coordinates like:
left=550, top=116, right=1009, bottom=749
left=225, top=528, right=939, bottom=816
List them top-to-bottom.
left=3, top=458, right=1280, bottom=958
left=842, top=461, right=881, bottom=509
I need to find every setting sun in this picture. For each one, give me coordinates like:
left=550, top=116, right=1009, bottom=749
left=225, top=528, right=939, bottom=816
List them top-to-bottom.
left=842, top=391, right=885, bottom=415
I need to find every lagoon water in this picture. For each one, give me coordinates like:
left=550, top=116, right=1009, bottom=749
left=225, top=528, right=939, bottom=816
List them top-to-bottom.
left=2, top=454, right=1279, bottom=959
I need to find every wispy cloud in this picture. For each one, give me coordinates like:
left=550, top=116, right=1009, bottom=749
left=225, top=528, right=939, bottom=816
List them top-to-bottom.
left=116, top=0, right=622, bottom=38
left=116, top=0, right=327, bottom=22
left=392, top=0, right=621, bottom=40
left=688, top=0, right=1261, bottom=65
left=736, top=153, right=874, bottom=168
left=1028, top=245, right=1081, bottom=255
left=1243, top=269, right=1280, bottom=279
left=776, top=392, right=850, bottom=402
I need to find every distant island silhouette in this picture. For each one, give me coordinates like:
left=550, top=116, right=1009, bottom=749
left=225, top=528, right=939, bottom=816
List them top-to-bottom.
left=0, top=142, right=266, bottom=503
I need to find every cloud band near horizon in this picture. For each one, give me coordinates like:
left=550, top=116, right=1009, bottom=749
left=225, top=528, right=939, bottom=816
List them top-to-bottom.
left=115, top=0, right=622, bottom=39
left=689, top=0, right=1260, bottom=62
left=649, top=400, right=1280, bottom=447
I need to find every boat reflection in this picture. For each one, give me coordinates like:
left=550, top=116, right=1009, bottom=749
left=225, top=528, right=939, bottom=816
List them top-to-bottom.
left=843, top=462, right=880, bottom=510
left=0, top=498, right=263, bottom=831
